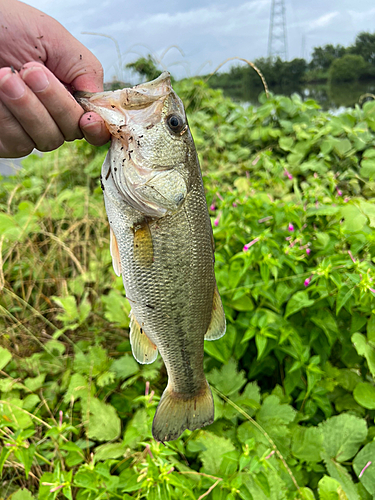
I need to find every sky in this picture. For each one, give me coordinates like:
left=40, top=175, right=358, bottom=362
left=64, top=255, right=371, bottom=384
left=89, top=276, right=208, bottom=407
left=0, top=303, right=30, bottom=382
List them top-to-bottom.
left=23, top=0, right=375, bottom=83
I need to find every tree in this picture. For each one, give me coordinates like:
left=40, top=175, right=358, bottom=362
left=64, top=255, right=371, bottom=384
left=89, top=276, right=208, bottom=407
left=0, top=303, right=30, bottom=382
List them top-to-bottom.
left=349, top=32, right=375, bottom=65
left=309, top=44, right=346, bottom=71
left=329, top=54, right=367, bottom=83
left=126, top=55, right=161, bottom=81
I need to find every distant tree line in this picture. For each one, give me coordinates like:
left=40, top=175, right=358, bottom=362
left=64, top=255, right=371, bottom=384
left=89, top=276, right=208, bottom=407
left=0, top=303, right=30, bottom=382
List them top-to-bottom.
left=207, top=32, right=375, bottom=100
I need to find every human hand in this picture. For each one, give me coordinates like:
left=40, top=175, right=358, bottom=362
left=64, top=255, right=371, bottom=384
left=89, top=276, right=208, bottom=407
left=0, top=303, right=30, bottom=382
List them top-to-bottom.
left=0, top=0, right=110, bottom=158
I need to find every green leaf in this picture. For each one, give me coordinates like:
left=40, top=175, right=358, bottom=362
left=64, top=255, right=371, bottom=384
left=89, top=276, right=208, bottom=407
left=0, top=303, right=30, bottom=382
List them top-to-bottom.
left=279, top=136, right=294, bottom=151
left=333, top=138, right=352, bottom=157
left=360, top=159, right=375, bottom=179
left=340, top=204, right=367, bottom=232
left=336, top=286, right=354, bottom=314
left=102, top=290, right=131, bottom=327
left=285, top=291, right=315, bottom=318
left=311, top=310, right=338, bottom=346
left=367, top=314, right=375, bottom=342
left=204, top=323, right=236, bottom=363
left=352, top=333, right=375, bottom=376
left=0, top=346, right=12, bottom=370
left=111, top=354, right=139, bottom=380
left=207, top=358, right=246, bottom=396
left=24, top=373, right=45, bottom=392
left=63, top=373, right=92, bottom=403
left=353, top=383, right=375, bottom=409
left=22, top=394, right=40, bottom=412
left=257, top=395, right=296, bottom=428
left=85, top=397, right=121, bottom=441
left=0, top=399, right=33, bottom=429
left=320, top=413, right=367, bottom=462
left=292, top=426, right=324, bottom=463
left=188, top=432, right=235, bottom=475
left=353, top=441, right=375, bottom=495
left=95, top=442, right=126, bottom=460
left=14, top=444, right=36, bottom=480
left=0, top=446, right=12, bottom=477
left=322, top=453, right=360, bottom=500
left=38, top=472, right=55, bottom=500
left=318, top=476, right=348, bottom=500
left=10, top=489, right=36, bottom=500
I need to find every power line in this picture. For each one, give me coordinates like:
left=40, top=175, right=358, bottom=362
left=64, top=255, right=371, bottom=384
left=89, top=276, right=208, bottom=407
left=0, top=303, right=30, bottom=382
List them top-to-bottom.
left=268, top=0, right=288, bottom=61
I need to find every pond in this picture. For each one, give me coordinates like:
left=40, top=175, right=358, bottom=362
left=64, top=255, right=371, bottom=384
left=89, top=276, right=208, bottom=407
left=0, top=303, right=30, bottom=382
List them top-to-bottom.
left=222, top=80, right=375, bottom=111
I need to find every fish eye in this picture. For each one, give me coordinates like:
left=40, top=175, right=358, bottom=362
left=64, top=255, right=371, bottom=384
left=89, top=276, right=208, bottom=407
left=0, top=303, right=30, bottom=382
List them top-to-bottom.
left=166, top=114, right=185, bottom=133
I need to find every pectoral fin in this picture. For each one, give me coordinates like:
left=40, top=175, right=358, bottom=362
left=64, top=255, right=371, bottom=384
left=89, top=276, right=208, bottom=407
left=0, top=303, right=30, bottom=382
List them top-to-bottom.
left=133, top=220, right=154, bottom=268
left=110, top=227, right=122, bottom=277
left=205, top=286, right=226, bottom=341
left=129, top=312, right=158, bottom=364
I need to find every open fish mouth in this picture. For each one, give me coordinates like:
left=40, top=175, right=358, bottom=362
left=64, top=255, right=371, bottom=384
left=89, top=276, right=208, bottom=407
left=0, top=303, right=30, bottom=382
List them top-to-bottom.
left=75, top=72, right=172, bottom=113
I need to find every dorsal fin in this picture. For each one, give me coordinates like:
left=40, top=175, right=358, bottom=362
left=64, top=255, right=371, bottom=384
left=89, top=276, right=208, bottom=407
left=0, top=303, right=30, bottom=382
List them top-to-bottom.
left=110, top=227, right=122, bottom=277
left=205, top=286, right=226, bottom=341
left=129, top=312, right=158, bottom=364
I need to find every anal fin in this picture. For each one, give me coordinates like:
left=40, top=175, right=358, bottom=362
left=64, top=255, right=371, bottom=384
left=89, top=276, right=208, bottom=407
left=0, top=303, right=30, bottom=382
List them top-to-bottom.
left=110, top=227, right=122, bottom=277
left=205, top=286, right=226, bottom=341
left=130, top=312, right=158, bottom=364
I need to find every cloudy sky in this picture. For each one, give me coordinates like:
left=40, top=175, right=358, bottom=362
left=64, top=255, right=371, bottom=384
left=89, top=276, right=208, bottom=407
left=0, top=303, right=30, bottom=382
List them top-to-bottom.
left=24, top=0, right=375, bottom=82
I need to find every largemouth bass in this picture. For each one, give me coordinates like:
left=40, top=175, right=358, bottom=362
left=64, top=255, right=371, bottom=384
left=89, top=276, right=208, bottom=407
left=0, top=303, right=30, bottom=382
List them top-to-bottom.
left=75, top=73, right=226, bottom=442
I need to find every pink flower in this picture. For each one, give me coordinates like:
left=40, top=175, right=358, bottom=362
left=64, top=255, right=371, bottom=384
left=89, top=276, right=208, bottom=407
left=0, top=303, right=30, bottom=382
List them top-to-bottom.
left=284, top=169, right=293, bottom=180
left=314, top=173, right=318, bottom=178
left=336, top=187, right=342, bottom=196
left=344, top=197, right=350, bottom=203
left=232, top=202, right=238, bottom=208
left=210, top=204, right=216, bottom=211
left=214, top=218, right=219, bottom=226
left=288, top=223, right=294, bottom=232
left=243, top=237, right=260, bottom=252
left=306, top=248, right=311, bottom=255
left=348, top=250, right=356, bottom=264
left=304, top=276, right=312, bottom=287
left=370, top=288, right=375, bottom=294
left=359, top=461, right=372, bottom=478
left=50, top=485, right=65, bottom=493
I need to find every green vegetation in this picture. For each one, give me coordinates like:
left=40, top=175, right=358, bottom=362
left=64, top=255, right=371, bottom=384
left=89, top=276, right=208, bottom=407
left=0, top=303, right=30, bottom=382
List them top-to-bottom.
left=2, top=80, right=375, bottom=499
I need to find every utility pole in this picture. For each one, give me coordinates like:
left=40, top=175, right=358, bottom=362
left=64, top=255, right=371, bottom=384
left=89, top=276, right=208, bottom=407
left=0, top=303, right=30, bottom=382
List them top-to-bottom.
left=268, top=0, right=288, bottom=61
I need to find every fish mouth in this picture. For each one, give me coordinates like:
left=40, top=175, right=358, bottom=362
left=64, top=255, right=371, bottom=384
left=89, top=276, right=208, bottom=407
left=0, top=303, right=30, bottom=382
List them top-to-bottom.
left=74, top=72, right=172, bottom=112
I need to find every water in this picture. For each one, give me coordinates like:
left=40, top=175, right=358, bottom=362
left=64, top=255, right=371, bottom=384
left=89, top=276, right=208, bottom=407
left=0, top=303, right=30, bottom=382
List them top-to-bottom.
left=223, top=80, right=375, bottom=111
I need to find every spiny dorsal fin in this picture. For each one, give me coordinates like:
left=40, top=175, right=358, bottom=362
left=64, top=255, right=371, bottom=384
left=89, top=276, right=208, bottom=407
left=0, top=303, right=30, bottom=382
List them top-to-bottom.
left=110, top=227, right=122, bottom=276
left=205, top=286, right=226, bottom=341
left=129, top=312, right=158, bottom=364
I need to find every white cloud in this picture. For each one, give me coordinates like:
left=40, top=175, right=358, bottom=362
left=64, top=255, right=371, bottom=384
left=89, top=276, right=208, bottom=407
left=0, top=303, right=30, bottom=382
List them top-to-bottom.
left=307, top=11, right=339, bottom=31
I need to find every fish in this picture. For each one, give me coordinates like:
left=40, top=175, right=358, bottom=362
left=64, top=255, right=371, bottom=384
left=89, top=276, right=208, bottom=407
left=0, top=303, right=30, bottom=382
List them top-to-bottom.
left=75, top=72, right=226, bottom=442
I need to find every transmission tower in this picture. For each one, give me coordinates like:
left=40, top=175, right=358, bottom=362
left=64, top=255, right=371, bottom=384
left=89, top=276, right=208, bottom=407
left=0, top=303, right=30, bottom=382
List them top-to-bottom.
left=268, top=0, right=288, bottom=61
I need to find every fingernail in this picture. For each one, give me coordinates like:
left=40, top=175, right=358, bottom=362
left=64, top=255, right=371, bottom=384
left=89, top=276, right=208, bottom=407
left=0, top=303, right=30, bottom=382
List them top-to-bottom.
left=23, top=68, right=49, bottom=93
left=0, top=72, right=26, bottom=99
left=82, top=121, right=103, bottom=135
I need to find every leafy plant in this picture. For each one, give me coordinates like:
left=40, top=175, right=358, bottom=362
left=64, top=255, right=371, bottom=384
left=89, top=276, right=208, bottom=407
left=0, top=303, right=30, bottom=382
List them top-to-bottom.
left=1, top=79, right=375, bottom=499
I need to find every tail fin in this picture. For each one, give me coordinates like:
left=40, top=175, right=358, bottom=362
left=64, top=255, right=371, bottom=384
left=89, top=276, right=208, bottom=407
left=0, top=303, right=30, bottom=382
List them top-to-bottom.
left=152, top=382, right=214, bottom=442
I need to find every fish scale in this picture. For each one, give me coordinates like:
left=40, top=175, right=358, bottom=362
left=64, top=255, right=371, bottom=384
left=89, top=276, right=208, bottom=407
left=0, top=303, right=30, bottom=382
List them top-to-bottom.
left=75, top=72, right=226, bottom=442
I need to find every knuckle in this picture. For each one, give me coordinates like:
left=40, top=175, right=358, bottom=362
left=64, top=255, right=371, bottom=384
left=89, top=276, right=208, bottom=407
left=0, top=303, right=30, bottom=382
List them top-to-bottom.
left=37, top=135, right=65, bottom=152
left=3, top=143, right=34, bottom=158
